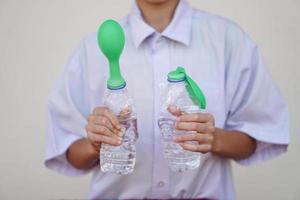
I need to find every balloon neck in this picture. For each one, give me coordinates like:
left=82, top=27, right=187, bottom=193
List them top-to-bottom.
left=107, top=60, right=126, bottom=90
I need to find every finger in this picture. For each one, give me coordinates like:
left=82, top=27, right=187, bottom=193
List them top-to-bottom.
left=119, top=105, right=132, bottom=119
left=167, top=105, right=182, bottom=117
left=93, top=107, right=121, bottom=131
left=102, top=109, right=121, bottom=130
left=178, top=113, right=214, bottom=124
left=89, top=115, right=120, bottom=135
left=175, top=121, right=215, bottom=133
left=175, top=122, right=206, bottom=132
left=86, top=124, right=122, bottom=140
left=89, top=132, right=122, bottom=146
left=174, top=133, right=212, bottom=143
left=180, top=143, right=212, bottom=153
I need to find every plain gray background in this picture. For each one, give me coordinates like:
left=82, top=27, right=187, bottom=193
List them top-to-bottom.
left=0, top=0, right=299, bottom=199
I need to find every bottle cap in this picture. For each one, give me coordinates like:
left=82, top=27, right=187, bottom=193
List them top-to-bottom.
left=97, top=19, right=126, bottom=90
left=167, top=67, right=206, bottom=109
left=167, top=69, right=186, bottom=82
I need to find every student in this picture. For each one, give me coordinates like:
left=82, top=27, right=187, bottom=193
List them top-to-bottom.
left=45, top=0, right=289, bottom=199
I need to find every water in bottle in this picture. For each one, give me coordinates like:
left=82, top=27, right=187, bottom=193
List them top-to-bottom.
left=100, top=87, right=138, bottom=175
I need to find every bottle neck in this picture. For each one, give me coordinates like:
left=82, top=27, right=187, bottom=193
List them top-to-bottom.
left=107, top=60, right=126, bottom=90
left=167, top=80, right=199, bottom=110
left=168, top=80, right=186, bottom=88
left=107, top=86, right=127, bottom=93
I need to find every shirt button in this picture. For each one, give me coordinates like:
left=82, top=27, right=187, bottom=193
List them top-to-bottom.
left=157, top=181, right=165, bottom=188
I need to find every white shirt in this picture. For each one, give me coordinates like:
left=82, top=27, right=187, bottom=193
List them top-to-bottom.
left=45, top=0, right=289, bottom=199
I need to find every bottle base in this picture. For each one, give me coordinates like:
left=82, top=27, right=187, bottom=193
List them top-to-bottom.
left=164, top=141, right=201, bottom=173
left=100, top=144, right=136, bottom=175
left=167, top=158, right=200, bottom=173
left=101, top=163, right=135, bottom=175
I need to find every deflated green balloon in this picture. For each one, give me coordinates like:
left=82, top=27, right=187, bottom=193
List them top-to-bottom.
left=167, top=67, right=206, bottom=109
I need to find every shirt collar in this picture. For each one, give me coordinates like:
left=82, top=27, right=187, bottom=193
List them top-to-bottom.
left=129, top=0, right=193, bottom=48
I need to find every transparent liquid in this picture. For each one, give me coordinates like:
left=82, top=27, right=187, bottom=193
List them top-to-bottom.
left=100, top=117, right=138, bottom=175
left=158, top=118, right=200, bottom=173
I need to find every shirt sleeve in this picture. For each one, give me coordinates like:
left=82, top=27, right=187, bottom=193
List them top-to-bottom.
left=224, top=23, right=290, bottom=165
left=44, top=39, right=93, bottom=176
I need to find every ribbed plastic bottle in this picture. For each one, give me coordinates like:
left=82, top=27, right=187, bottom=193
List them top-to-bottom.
left=97, top=19, right=138, bottom=175
left=158, top=67, right=206, bottom=172
left=101, top=87, right=138, bottom=175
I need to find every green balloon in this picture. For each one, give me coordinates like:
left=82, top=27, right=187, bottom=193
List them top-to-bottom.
left=97, top=19, right=126, bottom=89
left=167, top=67, right=206, bottom=110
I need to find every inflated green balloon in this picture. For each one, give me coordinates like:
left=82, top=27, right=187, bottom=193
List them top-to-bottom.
left=97, top=19, right=126, bottom=89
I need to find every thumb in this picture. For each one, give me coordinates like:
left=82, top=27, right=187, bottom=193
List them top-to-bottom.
left=167, top=105, right=182, bottom=117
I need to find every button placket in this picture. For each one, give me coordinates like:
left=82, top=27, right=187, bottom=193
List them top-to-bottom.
left=150, top=35, right=171, bottom=196
left=158, top=181, right=165, bottom=188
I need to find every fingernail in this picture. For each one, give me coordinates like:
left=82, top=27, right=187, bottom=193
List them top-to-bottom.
left=175, top=122, right=179, bottom=129
left=118, top=130, right=123, bottom=137
left=117, top=136, right=122, bottom=141
left=173, top=136, right=178, bottom=141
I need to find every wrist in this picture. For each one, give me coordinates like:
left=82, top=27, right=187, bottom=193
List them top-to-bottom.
left=211, top=129, right=223, bottom=155
left=66, top=138, right=100, bottom=170
left=86, top=139, right=100, bottom=161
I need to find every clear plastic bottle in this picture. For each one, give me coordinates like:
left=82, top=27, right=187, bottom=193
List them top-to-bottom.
left=97, top=19, right=138, bottom=175
left=158, top=67, right=206, bottom=173
left=100, top=87, right=138, bottom=175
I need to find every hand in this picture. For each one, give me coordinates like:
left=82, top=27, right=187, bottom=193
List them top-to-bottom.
left=86, top=107, right=122, bottom=153
left=169, top=107, right=216, bottom=153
